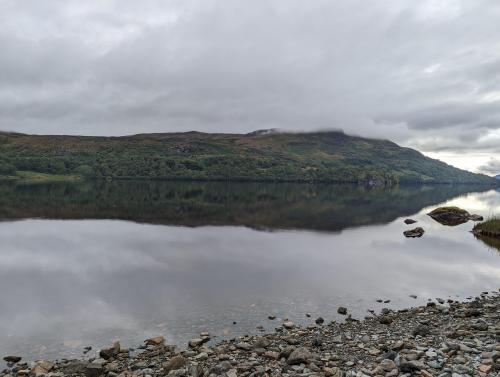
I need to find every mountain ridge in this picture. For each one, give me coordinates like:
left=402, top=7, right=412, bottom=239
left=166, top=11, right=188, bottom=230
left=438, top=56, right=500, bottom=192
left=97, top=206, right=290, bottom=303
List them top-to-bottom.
left=0, top=129, right=496, bottom=185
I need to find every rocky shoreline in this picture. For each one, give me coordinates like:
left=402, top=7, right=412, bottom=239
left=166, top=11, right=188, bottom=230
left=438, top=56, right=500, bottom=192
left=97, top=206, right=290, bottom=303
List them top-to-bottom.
left=3, top=293, right=499, bottom=377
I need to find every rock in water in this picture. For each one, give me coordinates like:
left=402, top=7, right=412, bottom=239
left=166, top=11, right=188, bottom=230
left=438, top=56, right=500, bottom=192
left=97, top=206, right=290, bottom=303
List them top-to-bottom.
left=427, top=206, right=482, bottom=226
left=469, top=214, right=484, bottom=221
left=404, top=218, right=417, bottom=224
left=404, top=227, right=425, bottom=238
left=337, top=307, right=348, bottom=315
left=315, top=317, right=324, bottom=325
left=99, top=341, right=121, bottom=360
left=3, top=356, right=22, bottom=364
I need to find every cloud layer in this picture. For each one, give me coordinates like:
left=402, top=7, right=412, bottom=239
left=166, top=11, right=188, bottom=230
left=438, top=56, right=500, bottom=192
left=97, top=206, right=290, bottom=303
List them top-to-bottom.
left=0, top=0, right=500, bottom=174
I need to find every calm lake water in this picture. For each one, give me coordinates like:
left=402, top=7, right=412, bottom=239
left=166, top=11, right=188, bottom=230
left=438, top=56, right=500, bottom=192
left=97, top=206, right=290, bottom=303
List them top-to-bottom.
left=0, top=181, right=499, bottom=361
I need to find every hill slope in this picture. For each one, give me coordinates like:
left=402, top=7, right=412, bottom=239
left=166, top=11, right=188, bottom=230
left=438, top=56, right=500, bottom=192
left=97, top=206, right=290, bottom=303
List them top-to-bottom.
left=0, top=130, right=495, bottom=184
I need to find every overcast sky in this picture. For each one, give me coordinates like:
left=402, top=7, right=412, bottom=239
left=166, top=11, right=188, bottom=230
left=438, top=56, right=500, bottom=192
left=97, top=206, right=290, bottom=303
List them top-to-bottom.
left=1, top=0, right=500, bottom=175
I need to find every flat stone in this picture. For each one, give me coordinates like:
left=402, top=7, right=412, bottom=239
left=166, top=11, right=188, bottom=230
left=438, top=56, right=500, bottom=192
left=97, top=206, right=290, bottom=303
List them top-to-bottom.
left=62, top=362, right=103, bottom=377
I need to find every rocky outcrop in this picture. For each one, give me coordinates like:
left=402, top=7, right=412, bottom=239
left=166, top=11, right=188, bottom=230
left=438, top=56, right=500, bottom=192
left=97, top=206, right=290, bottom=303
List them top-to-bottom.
left=428, top=206, right=483, bottom=226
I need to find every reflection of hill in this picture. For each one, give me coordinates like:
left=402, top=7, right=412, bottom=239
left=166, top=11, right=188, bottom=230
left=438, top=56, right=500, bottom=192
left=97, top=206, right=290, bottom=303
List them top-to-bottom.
left=0, top=181, right=489, bottom=232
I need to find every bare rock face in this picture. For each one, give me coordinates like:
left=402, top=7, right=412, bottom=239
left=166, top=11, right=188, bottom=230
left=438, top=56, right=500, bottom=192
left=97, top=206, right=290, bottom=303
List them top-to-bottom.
left=404, top=227, right=425, bottom=238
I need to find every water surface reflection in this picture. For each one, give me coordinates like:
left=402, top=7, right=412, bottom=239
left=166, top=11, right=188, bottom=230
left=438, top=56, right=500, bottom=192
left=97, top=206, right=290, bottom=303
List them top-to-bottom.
left=0, top=182, right=499, bottom=360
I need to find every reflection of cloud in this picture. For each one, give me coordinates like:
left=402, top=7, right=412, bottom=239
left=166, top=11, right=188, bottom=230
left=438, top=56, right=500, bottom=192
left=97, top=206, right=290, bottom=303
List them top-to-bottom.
left=478, top=157, right=500, bottom=176
left=0, top=188, right=500, bottom=359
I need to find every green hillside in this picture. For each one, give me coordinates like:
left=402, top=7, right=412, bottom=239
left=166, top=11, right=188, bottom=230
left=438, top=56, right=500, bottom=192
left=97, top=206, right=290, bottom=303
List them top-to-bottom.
left=0, top=130, right=495, bottom=184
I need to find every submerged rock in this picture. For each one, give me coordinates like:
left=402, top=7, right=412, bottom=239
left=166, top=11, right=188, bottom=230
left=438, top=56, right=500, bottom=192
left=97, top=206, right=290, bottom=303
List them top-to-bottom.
left=404, top=227, right=425, bottom=238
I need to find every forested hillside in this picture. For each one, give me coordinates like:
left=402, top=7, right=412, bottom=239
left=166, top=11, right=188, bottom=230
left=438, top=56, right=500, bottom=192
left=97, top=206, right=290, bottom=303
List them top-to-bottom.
left=0, top=130, right=495, bottom=184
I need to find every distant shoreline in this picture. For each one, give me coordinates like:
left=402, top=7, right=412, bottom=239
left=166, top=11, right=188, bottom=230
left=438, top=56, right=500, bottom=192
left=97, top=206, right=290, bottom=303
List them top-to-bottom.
left=2, top=171, right=500, bottom=186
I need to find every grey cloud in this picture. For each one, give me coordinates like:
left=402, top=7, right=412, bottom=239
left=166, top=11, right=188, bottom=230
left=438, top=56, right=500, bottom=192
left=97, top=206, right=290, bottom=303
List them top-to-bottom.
left=0, top=0, right=500, bottom=169
left=478, top=158, right=500, bottom=176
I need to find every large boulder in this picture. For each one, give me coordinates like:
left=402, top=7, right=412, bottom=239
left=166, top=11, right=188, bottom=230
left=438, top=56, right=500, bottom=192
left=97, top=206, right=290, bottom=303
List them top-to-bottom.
left=428, top=207, right=482, bottom=226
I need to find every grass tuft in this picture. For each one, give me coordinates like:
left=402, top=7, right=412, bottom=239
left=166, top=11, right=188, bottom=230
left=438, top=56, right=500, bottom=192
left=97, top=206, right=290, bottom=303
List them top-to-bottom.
left=473, top=217, right=500, bottom=237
